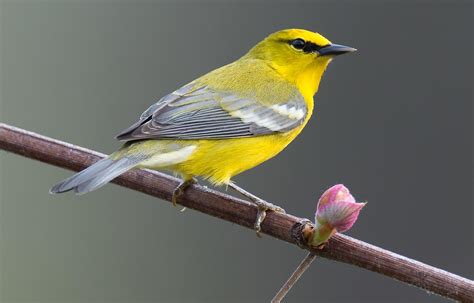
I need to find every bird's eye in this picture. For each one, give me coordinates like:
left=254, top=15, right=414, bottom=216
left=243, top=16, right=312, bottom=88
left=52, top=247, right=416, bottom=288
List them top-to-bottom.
left=290, top=38, right=306, bottom=50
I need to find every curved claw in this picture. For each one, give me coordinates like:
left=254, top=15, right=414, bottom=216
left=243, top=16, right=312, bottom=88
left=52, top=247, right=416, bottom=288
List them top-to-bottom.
left=171, top=178, right=197, bottom=207
left=171, top=189, right=180, bottom=206
left=253, top=200, right=286, bottom=237
left=254, top=206, right=267, bottom=237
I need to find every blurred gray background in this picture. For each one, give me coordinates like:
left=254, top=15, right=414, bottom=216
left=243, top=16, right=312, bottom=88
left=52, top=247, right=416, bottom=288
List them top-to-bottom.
left=0, top=1, right=472, bottom=302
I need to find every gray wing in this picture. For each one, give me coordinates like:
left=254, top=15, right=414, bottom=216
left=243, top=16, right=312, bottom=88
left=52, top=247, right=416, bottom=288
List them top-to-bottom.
left=116, top=82, right=307, bottom=141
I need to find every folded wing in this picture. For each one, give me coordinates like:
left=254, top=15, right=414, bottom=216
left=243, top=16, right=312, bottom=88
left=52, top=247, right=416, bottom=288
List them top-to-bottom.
left=116, top=82, right=307, bottom=141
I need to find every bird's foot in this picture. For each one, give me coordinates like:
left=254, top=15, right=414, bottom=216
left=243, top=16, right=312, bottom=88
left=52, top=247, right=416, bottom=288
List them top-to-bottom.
left=172, top=178, right=197, bottom=207
left=227, top=181, right=285, bottom=236
left=253, top=199, right=285, bottom=237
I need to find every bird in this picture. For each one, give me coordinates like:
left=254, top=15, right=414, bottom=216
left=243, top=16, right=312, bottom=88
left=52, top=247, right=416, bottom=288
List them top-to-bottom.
left=50, top=28, right=356, bottom=234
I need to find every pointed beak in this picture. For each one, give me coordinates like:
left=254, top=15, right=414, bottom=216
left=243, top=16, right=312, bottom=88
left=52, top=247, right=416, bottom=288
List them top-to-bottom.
left=318, top=43, right=357, bottom=56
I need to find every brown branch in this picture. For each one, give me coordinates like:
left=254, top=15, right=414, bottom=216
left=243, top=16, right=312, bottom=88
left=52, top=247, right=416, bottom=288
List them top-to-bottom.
left=1, top=122, right=473, bottom=302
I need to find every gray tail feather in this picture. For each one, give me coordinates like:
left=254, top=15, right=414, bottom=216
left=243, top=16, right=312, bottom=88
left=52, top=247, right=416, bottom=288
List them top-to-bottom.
left=50, top=156, right=143, bottom=195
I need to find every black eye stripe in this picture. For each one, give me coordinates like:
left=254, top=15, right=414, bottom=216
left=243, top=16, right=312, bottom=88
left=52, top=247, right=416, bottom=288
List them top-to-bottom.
left=288, top=38, right=325, bottom=53
left=302, top=42, right=322, bottom=53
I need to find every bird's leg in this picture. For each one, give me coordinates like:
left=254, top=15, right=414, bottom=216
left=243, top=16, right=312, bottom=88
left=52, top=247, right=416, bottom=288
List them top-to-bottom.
left=172, top=177, right=197, bottom=207
left=227, top=181, right=285, bottom=236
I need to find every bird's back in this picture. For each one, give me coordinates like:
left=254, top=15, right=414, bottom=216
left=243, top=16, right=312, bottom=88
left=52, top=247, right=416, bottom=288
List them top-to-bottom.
left=196, top=58, right=305, bottom=107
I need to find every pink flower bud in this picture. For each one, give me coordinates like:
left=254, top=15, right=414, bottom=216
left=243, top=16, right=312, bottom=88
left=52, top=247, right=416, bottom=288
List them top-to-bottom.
left=309, top=184, right=366, bottom=248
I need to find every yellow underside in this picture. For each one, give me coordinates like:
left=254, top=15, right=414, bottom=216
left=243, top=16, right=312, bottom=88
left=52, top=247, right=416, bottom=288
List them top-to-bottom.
left=130, top=124, right=304, bottom=186
left=174, top=129, right=301, bottom=185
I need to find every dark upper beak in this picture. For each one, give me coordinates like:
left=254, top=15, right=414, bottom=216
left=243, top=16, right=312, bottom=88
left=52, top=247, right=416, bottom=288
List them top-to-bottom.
left=318, top=43, right=357, bottom=56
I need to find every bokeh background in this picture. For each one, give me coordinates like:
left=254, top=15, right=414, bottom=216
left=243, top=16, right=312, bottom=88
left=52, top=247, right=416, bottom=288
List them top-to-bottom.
left=0, top=1, right=472, bottom=302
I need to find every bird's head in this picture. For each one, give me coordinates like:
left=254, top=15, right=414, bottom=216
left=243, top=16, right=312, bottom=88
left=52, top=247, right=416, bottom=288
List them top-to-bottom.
left=246, top=29, right=356, bottom=97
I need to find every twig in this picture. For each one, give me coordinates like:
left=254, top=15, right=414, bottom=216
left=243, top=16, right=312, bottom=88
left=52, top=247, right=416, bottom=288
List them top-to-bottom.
left=0, top=123, right=473, bottom=302
left=271, top=252, right=317, bottom=303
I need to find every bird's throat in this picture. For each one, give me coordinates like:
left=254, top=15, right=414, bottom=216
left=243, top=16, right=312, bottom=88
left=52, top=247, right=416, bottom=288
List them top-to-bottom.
left=295, top=58, right=332, bottom=99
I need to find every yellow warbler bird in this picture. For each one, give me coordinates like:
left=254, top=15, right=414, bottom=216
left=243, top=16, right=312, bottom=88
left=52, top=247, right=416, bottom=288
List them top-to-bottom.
left=51, top=29, right=355, bottom=233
